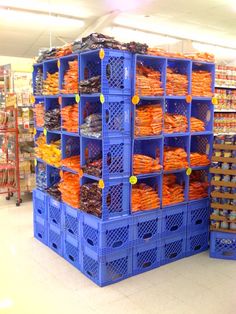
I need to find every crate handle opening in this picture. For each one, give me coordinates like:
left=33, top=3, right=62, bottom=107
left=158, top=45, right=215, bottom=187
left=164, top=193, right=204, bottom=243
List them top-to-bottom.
left=37, top=209, right=42, bottom=215
left=52, top=219, right=58, bottom=225
left=196, top=219, right=203, bottom=225
left=170, top=225, right=179, bottom=232
left=68, top=228, right=75, bottom=235
left=37, top=232, right=43, bottom=239
left=143, top=232, right=152, bottom=240
left=87, top=238, right=94, bottom=246
left=112, top=240, right=123, bottom=248
left=52, top=243, right=58, bottom=249
left=194, top=245, right=202, bottom=251
left=222, top=251, right=234, bottom=257
left=170, top=252, right=177, bottom=259
left=69, top=255, right=75, bottom=262
left=143, top=261, right=152, bottom=268
left=112, top=273, right=122, bottom=281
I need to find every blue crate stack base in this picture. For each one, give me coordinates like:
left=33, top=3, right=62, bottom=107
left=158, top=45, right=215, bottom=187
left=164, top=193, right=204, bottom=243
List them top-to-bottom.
left=33, top=48, right=215, bottom=286
left=209, top=139, right=236, bottom=260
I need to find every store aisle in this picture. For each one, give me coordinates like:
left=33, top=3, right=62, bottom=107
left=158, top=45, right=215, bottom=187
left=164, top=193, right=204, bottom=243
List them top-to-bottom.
left=0, top=196, right=235, bottom=314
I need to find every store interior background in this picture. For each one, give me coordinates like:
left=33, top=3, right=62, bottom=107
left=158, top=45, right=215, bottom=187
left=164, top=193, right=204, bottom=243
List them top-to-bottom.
left=1, top=0, right=236, bottom=73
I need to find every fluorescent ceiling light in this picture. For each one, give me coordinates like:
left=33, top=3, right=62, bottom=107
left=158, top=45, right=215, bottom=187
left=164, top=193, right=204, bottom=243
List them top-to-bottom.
left=0, top=8, right=84, bottom=28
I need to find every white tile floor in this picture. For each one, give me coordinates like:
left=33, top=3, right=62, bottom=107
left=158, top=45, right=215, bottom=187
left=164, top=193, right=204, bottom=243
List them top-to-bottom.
left=0, top=195, right=235, bottom=314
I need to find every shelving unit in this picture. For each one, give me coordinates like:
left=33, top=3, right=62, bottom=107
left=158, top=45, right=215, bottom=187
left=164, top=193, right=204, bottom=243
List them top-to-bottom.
left=33, top=48, right=215, bottom=286
left=210, top=137, right=236, bottom=260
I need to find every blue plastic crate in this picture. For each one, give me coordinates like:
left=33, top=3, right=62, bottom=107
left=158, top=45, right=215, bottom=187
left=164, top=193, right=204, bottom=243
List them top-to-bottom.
left=80, top=49, right=132, bottom=95
left=59, top=54, right=79, bottom=92
left=133, top=55, right=166, bottom=97
left=167, top=59, right=192, bottom=95
left=80, top=95, right=131, bottom=138
left=44, top=96, right=60, bottom=111
left=164, top=98, right=190, bottom=134
left=191, top=100, right=214, bottom=133
left=61, top=134, right=80, bottom=159
left=190, top=134, right=214, bottom=163
left=81, top=137, right=131, bottom=179
left=133, top=138, right=163, bottom=176
left=33, top=189, right=47, bottom=220
left=47, top=195, right=63, bottom=228
left=187, top=199, right=210, bottom=232
left=63, top=203, right=80, bottom=238
left=162, top=204, right=187, bottom=237
left=133, top=210, right=162, bottom=245
left=80, top=211, right=133, bottom=254
left=34, top=215, right=48, bottom=245
left=48, top=223, right=63, bottom=256
left=186, top=228, right=209, bottom=257
left=210, top=231, right=236, bottom=260
left=161, top=233, right=186, bottom=265
left=63, top=234, right=81, bottom=269
left=132, top=240, right=161, bottom=275
left=81, top=245, right=132, bottom=287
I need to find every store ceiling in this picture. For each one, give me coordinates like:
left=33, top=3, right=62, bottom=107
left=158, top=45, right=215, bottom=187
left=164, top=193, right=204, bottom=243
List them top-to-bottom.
left=0, top=0, right=236, bottom=58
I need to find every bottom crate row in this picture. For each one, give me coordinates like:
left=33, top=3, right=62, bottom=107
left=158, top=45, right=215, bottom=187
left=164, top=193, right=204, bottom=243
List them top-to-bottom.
left=34, top=219, right=209, bottom=287
left=210, top=231, right=236, bottom=261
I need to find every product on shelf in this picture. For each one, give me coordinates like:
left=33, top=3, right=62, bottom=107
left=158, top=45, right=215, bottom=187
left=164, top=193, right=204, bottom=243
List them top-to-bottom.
left=124, top=42, right=148, bottom=54
left=55, top=44, right=73, bottom=58
left=185, top=52, right=215, bottom=63
left=61, top=60, right=79, bottom=94
left=135, top=63, right=163, bottom=96
left=215, top=65, right=236, bottom=88
left=34, top=68, right=43, bottom=95
left=166, top=68, right=188, bottom=96
left=192, top=70, right=213, bottom=97
left=43, top=72, right=59, bottom=95
left=79, top=76, right=101, bottom=94
left=214, top=89, right=236, bottom=111
left=34, top=103, right=45, bottom=128
left=61, top=104, right=79, bottom=132
left=135, top=104, right=163, bottom=137
left=44, top=108, right=61, bottom=130
left=0, top=110, right=8, bottom=129
left=80, top=113, right=102, bottom=138
left=164, top=113, right=188, bottom=133
left=214, top=113, right=236, bottom=134
left=190, top=117, right=205, bottom=132
left=35, top=134, right=61, bottom=167
left=163, top=147, right=188, bottom=171
left=190, top=152, right=210, bottom=167
left=133, top=154, right=162, bottom=175
left=62, top=155, right=81, bottom=173
left=81, top=156, right=102, bottom=177
left=36, top=163, right=46, bottom=190
left=0, top=166, right=16, bottom=187
left=59, top=171, right=80, bottom=208
left=189, top=171, right=209, bottom=200
left=162, top=174, right=185, bottom=206
left=46, top=182, right=61, bottom=201
left=80, top=182, right=102, bottom=217
left=132, top=183, right=160, bottom=212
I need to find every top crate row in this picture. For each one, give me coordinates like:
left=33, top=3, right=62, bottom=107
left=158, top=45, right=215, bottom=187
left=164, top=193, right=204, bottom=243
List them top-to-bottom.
left=33, top=49, right=215, bottom=97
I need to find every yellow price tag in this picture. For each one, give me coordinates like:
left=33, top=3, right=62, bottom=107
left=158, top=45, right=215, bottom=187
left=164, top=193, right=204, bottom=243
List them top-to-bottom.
left=99, top=48, right=105, bottom=60
left=57, top=60, right=60, bottom=68
left=31, top=65, right=34, bottom=73
left=75, top=94, right=80, bottom=103
left=100, top=94, right=105, bottom=104
left=30, top=95, right=35, bottom=104
left=132, top=95, right=140, bottom=105
left=186, top=95, right=192, bottom=103
left=212, top=97, right=218, bottom=105
left=33, top=128, right=37, bottom=135
left=43, top=128, right=47, bottom=136
left=34, top=159, right=37, bottom=166
left=186, top=168, right=192, bottom=176
left=129, top=176, right=138, bottom=185
left=98, top=179, right=105, bottom=189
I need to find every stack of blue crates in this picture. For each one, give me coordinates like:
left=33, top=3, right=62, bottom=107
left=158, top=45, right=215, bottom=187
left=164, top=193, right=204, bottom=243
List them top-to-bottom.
left=33, top=48, right=215, bottom=286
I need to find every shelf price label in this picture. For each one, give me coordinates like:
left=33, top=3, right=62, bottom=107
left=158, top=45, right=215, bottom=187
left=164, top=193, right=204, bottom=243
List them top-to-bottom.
left=99, top=48, right=105, bottom=60
left=57, top=60, right=60, bottom=68
left=75, top=94, right=80, bottom=103
left=100, top=94, right=105, bottom=104
left=30, top=95, right=35, bottom=104
left=132, top=95, right=140, bottom=105
left=186, top=95, right=192, bottom=103
left=58, top=96, right=62, bottom=105
left=212, top=97, right=218, bottom=105
left=33, top=128, right=37, bottom=135
left=43, top=128, right=47, bottom=136
left=34, top=159, right=37, bottom=166
left=186, top=168, right=192, bottom=176
left=129, top=176, right=138, bottom=185
left=98, top=179, right=105, bottom=189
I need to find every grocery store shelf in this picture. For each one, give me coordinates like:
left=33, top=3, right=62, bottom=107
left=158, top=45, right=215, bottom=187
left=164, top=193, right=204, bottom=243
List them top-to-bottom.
left=215, top=85, right=236, bottom=90
left=214, top=110, right=236, bottom=113
left=214, top=132, right=236, bottom=136
left=210, top=226, right=236, bottom=234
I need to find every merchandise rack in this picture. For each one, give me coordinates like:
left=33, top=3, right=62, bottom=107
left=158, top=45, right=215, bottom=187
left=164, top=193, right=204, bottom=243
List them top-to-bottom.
left=33, top=48, right=215, bottom=286
left=0, top=106, right=21, bottom=205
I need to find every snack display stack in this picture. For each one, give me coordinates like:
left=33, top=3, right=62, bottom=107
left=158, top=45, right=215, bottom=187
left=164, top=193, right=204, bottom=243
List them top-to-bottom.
left=32, top=40, right=215, bottom=286
left=209, top=135, right=236, bottom=260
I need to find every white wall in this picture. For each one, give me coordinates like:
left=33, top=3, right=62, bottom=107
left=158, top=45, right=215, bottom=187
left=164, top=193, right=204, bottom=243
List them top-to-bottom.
left=0, top=56, right=33, bottom=72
